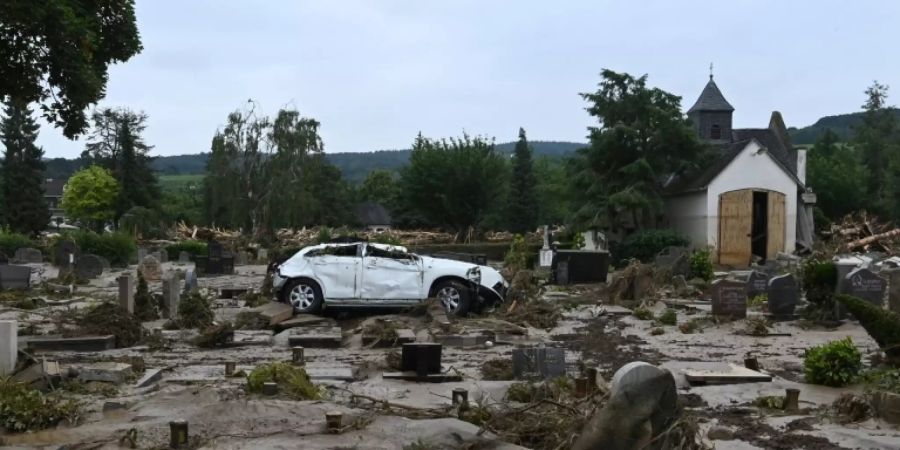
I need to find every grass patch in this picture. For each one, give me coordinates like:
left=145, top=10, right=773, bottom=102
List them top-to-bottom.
left=633, top=306, right=654, bottom=320
left=657, top=309, right=677, bottom=326
left=804, top=337, right=862, bottom=387
left=246, top=362, right=321, bottom=400
left=0, top=379, right=81, bottom=432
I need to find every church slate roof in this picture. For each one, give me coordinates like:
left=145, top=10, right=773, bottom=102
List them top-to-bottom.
left=687, top=78, right=735, bottom=113
left=732, top=128, right=797, bottom=174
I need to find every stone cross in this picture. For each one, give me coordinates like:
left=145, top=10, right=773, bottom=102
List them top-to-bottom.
left=117, top=274, right=135, bottom=314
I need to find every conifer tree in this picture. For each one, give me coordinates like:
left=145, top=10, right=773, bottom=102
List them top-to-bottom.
left=0, top=101, right=49, bottom=236
left=506, top=128, right=539, bottom=233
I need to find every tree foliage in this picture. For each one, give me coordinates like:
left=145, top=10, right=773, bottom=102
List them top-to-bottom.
left=0, top=0, right=142, bottom=137
left=569, top=70, right=706, bottom=231
left=855, top=81, right=900, bottom=217
left=1, top=100, right=49, bottom=235
left=202, top=105, right=352, bottom=234
left=81, top=108, right=160, bottom=222
left=506, top=128, right=539, bottom=233
left=807, top=129, right=867, bottom=222
left=399, top=133, right=507, bottom=239
left=61, top=165, right=119, bottom=231
left=358, top=170, right=399, bottom=208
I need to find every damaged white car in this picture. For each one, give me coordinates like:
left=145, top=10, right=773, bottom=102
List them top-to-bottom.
left=273, top=242, right=507, bottom=316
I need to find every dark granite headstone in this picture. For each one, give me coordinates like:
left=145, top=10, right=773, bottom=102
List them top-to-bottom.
left=55, top=240, right=78, bottom=269
left=208, top=241, right=224, bottom=258
left=14, top=247, right=42, bottom=264
left=551, top=251, right=609, bottom=284
left=75, top=254, right=105, bottom=279
left=556, top=261, right=569, bottom=285
left=0, top=264, right=32, bottom=290
left=842, top=267, right=886, bottom=307
left=884, top=268, right=900, bottom=314
left=746, top=270, right=770, bottom=299
left=766, top=274, right=798, bottom=318
left=710, top=279, right=747, bottom=319
left=400, top=343, right=442, bottom=377
left=512, top=347, right=566, bottom=380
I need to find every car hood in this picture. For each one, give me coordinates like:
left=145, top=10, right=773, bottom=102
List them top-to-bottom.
left=419, top=255, right=507, bottom=289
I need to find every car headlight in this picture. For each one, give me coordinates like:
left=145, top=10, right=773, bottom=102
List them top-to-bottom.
left=466, top=267, right=482, bottom=284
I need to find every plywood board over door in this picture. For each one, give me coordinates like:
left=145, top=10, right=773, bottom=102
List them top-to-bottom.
left=719, top=190, right=752, bottom=266
left=767, top=191, right=786, bottom=258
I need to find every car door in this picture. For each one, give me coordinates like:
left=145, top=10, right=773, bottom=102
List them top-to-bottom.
left=307, top=244, right=361, bottom=299
left=361, top=245, right=423, bottom=299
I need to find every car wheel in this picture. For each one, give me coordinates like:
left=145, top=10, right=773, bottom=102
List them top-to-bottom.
left=281, top=279, right=323, bottom=314
left=434, top=279, right=472, bottom=317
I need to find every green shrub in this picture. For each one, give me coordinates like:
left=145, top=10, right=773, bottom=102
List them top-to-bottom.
left=119, top=206, right=167, bottom=239
left=315, top=227, right=332, bottom=244
left=614, top=229, right=688, bottom=265
left=0, top=231, right=35, bottom=256
left=55, top=231, right=136, bottom=266
left=371, top=233, right=402, bottom=246
left=504, top=234, right=530, bottom=273
left=165, top=240, right=207, bottom=261
left=689, top=248, right=714, bottom=281
left=802, top=260, right=838, bottom=305
left=134, top=272, right=159, bottom=321
left=176, top=291, right=215, bottom=329
left=748, top=294, right=768, bottom=309
left=836, top=295, right=900, bottom=358
left=76, top=302, right=143, bottom=348
left=633, top=306, right=654, bottom=320
left=657, top=309, right=678, bottom=326
left=804, top=337, right=862, bottom=387
left=247, top=362, right=321, bottom=399
left=859, top=369, right=900, bottom=394
left=0, top=379, right=81, bottom=432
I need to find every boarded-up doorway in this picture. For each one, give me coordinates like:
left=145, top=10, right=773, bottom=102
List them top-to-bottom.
left=718, top=189, right=786, bottom=267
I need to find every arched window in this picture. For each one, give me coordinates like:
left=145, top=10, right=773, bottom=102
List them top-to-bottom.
left=710, top=124, right=722, bottom=140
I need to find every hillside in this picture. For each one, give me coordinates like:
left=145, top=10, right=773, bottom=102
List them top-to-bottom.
left=787, top=109, right=900, bottom=145
left=148, top=140, right=586, bottom=182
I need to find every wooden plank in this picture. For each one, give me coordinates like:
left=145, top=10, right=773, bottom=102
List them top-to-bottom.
left=718, top=190, right=752, bottom=267
left=767, top=191, right=786, bottom=259
left=683, top=363, right=772, bottom=385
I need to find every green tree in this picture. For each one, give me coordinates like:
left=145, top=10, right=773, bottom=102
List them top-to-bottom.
left=0, top=0, right=142, bottom=137
left=569, top=70, right=706, bottom=230
left=0, top=100, right=49, bottom=236
left=81, top=108, right=160, bottom=222
left=506, top=128, right=539, bottom=233
left=807, top=129, right=867, bottom=222
left=399, top=133, right=506, bottom=240
left=533, top=156, right=571, bottom=225
left=61, top=165, right=119, bottom=231
left=359, top=170, right=399, bottom=207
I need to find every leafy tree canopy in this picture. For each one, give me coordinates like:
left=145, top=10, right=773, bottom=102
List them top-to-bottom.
left=0, top=0, right=142, bottom=137
left=61, top=165, right=119, bottom=231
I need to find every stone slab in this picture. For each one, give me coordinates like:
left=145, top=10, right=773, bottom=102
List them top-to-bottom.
left=0, top=264, right=32, bottom=290
left=220, top=287, right=251, bottom=299
left=251, top=302, right=294, bottom=326
left=274, top=314, right=337, bottom=331
left=0, top=320, right=15, bottom=376
left=287, top=326, right=342, bottom=348
left=227, top=330, right=272, bottom=347
left=434, top=334, right=490, bottom=347
left=27, top=335, right=116, bottom=352
left=12, top=360, right=61, bottom=385
left=72, top=362, right=132, bottom=384
left=683, top=363, right=772, bottom=385
left=306, top=367, right=354, bottom=381
left=135, top=368, right=164, bottom=388
left=382, top=370, right=462, bottom=383
left=873, top=391, right=900, bottom=425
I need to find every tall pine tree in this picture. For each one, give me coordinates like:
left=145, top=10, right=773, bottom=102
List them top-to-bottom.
left=855, top=81, right=899, bottom=217
left=0, top=101, right=49, bottom=236
left=506, top=128, right=539, bottom=233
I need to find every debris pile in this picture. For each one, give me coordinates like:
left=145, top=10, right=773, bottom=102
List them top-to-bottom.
left=825, top=211, right=900, bottom=253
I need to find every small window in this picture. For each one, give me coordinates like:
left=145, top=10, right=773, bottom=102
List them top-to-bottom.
left=710, top=124, right=722, bottom=139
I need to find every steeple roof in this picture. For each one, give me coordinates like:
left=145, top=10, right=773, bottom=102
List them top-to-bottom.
left=687, top=76, right=734, bottom=113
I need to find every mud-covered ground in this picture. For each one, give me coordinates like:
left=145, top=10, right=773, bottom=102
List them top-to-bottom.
left=1, top=262, right=899, bottom=449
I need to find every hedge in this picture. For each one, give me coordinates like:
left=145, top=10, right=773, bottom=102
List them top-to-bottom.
left=613, top=229, right=689, bottom=265
left=0, top=231, right=35, bottom=256
left=54, top=231, right=136, bottom=267
left=165, top=240, right=208, bottom=261
left=836, top=294, right=900, bottom=358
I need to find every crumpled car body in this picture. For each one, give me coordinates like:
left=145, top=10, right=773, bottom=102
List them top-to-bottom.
left=273, top=242, right=507, bottom=316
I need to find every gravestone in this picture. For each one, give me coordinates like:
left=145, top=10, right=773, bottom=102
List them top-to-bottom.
left=55, top=239, right=78, bottom=269
left=195, top=240, right=234, bottom=275
left=209, top=241, right=224, bottom=257
left=14, top=247, right=42, bottom=264
left=137, top=248, right=149, bottom=263
left=257, top=248, right=268, bottom=263
left=158, top=250, right=168, bottom=263
left=178, top=251, right=191, bottom=263
left=235, top=251, right=249, bottom=266
left=551, top=251, right=609, bottom=284
left=0, top=252, right=7, bottom=265
left=75, top=254, right=105, bottom=280
left=139, top=255, right=161, bottom=281
left=97, top=256, right=111, bottom=271
left=0, top=265, right=31, bottom=290
left=842, top=267, right=887, bottom=307
left=183, top=268, right=198, bottom=294
left=884, top=268, right=900, bottom=314
left=746, top=270, right=770, bottom=300
left=162, top=272, right=180, bottom=319
left=117, top=274, right=135, bottom=314
left=766, top=274, right=798, bottom=318
left=710, top=279, right=747, bottom=319
left=0, top=320, right=16, bottom=376
left=400, top=343, right=442, bottom=377
left=512, top=347, right=566, bottom=380
left=611, top=361, right=669, bottom=396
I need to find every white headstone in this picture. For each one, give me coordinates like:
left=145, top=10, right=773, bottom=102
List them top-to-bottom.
left=117, top=274, right=135, bottom=314
left=0, top=320, right=17, bottom=376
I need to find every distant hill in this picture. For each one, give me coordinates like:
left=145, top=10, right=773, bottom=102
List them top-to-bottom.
left=787, top=109, right=900, bottom=145
left=147, top=140, right=587, bottom=182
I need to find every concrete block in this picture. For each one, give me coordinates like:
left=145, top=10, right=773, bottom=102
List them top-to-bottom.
left=162, top=272, right=180, bottom=319
left=118, top=274, right=135, bottom=314
left=251, top=302, right=294, bottom=326
left=274, top=314, right=336, bottom=331
left=0, top=320, right=16, bottom=376
left=288, top=326, right=342, bottom=348
left=27, top=335, right=116, bottom=352
left=12, top=360, right=61, bottom=388
left=73, top=362, right=133, bottom=384
left=135, top=368, right=164, bottom=388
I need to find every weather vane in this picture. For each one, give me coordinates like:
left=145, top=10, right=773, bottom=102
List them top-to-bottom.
left=709, top=62, right=714, bottom=80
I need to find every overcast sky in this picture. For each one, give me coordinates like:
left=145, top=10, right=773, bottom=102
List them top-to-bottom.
left=35, top=0, right=900, bottom=158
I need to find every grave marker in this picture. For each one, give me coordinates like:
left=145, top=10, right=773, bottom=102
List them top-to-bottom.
left=55, top=239, right=78, bottom=269
left=14, top=247, right=42, bottom=264
left=137, top=248, right=148, bottom=263
left=257, top=248, right=268, bottom=263
left=178, top=251, right=191, bottom=263
left=0, top=252, right=7, bottom=265
left=75, top=254, right=105, bottom=280
left=140, top=255, right=161, bottom=281
left=0, top=265, right=32, bottom=290
left=842, top=267, right=887, bottom=307
left=884, top=267, right=900, bottom=314
left=746, top=270, right=770, bottom=300
left=162, top=272, right=181, bottom=319
left=117, top=274, right=135, bottom=314
left=767, top=274, right=798, bottom=318
left=710, top=279, right=747, bottom=319
left=0, top=320, right=16, bottom=376
left=401, top=343, right=443, bottom=377
left=512, top=347, right=566, bottom=380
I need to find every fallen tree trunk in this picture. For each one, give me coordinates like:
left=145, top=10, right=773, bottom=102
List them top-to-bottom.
left=844, top=228, right=900, bottom=251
